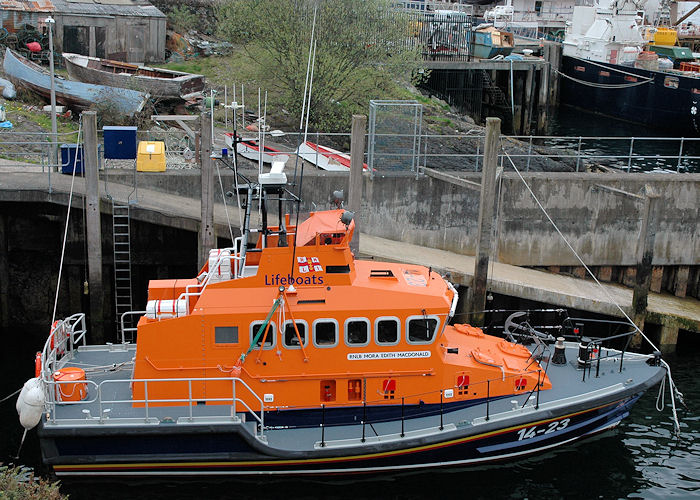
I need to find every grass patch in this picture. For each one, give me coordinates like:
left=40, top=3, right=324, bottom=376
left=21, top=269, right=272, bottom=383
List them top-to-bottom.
left=3, top=101, right=78, bottom=134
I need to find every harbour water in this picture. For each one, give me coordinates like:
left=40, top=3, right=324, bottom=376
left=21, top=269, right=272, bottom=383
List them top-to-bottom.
left=546, top=106, right=700, bottom=173
left=1, top=325, right=697, bottom=499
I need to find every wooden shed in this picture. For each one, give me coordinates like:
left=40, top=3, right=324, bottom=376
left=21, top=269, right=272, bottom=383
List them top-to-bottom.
left=51, top=0, right=166, bottom=63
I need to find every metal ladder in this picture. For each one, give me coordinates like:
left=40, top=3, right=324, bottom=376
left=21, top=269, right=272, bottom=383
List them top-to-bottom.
left=112, top=201, right=133, bottom=339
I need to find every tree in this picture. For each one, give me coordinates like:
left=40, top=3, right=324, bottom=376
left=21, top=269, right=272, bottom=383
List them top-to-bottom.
left=217, top=0, right=420, bottom=131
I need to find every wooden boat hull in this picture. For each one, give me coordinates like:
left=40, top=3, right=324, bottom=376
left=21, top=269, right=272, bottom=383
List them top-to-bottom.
left=3, top=49, right=148, bottom=115
left=63, top=53, right=204, bottom=100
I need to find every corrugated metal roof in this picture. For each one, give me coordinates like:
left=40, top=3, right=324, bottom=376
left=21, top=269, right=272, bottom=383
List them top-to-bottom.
left=0, top=0, right=55, bottom=12
left=51, top=0, right=166, bottom=18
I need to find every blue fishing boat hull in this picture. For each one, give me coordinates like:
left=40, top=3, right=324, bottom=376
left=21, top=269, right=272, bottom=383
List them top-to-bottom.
left=3, top=48, right=148, bottom=115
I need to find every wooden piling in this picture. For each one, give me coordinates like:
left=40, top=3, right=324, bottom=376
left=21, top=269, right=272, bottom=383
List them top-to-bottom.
left=536, top=66, right=549, bottom=134
left=523, top=67, right=534, bottom=136
left=512, top=71, right=524, bottom=135
left=83, top=111, right=104, bottom=343
left=198, top=112, right=215, bottom=269
left=348, top=114, right=366, bottom=256
left=467, top=117, right=501, bottom=327
left=631, top=187, right=660, bottom=348
left=0, top=214, right=8, bottom=329
left=660, top=324, right=679, bottom=354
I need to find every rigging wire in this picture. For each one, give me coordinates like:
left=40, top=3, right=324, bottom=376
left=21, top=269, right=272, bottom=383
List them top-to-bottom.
left=51, top=117, right=83, bottom=326
left=215, top=155, right=235, bottom=243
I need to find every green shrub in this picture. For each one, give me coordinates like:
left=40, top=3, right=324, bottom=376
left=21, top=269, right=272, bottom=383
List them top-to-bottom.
left=0, top=465, right=66, bottom=500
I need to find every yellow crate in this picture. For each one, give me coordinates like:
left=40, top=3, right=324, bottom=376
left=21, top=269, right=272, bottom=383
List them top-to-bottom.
left=653, top=27, right=678, bottom=46
left=136, top=141, right=166, bottom=172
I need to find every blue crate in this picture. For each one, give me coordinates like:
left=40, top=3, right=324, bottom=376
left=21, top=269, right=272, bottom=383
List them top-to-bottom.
left=103, top=126, right=137, bottom=160
left=60, top=144, right=84, bottom=175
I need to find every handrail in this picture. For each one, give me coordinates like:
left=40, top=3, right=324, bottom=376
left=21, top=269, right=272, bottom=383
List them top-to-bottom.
left=120, top=310, right=145, bottom=343
left=46, top=375, right=266, bottom=439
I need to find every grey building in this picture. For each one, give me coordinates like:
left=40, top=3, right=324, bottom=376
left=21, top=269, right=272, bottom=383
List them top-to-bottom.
left=0, top=0, right=167, bottom=63
left=51, top=0, right=166, bottom=63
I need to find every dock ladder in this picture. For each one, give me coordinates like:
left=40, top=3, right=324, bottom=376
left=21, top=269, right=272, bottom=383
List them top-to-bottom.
left=112, top=201, right=134, bottom=338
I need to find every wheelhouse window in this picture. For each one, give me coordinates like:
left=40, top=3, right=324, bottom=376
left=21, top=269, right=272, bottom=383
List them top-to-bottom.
left=406, top=316, right=439, bottom=344
left=375, top=317, right=400, bottom=345
left=345, top=318, right=370, bottom=346
left=283, top=320, right=308, bottom=348
left=313, top=320, right=338, bottom=348
left=250, top=321, right=276, bottom=349
left=215, top=326, right=238, bottom=344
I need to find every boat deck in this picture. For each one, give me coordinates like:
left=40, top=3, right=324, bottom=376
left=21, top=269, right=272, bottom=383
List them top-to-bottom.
left=45, top=343, right=663, bottom=455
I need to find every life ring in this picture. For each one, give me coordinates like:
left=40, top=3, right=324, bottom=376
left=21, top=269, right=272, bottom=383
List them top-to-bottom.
left=34, top=352, right=42, bottom=378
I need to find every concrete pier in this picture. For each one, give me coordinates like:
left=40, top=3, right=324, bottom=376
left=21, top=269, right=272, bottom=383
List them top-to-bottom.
left=1, top=169, right=698, bottom=352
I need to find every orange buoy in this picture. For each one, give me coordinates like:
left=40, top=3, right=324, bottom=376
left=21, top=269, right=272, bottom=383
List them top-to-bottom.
left=34, top=352, right=42, bottom=378
left=53, top=367, right=87, bottom=402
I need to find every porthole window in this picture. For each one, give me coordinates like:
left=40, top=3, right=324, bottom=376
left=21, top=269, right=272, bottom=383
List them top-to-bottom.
left=406, top=316, right=439, bottom=344
left=375, top=317, right=400, bottom=345
left=345, top=318, right=370, bottom=346
left=313, top=319, right=338, bottom=348
left=283, top=320, right=308, bottom=348
left=250, top=321, right=276, bottom=349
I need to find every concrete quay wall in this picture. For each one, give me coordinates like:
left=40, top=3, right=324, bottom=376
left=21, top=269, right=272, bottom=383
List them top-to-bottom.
left=105, top=169, right=700, bottom=268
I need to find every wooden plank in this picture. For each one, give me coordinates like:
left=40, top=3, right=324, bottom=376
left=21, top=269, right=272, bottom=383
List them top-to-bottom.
left=151, top=114, right=199, bottom=121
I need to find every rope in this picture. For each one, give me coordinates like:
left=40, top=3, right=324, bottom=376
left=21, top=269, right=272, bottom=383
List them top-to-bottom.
left=568, top=56, right=657, bottom=79
left=556, top=69, right=654, bottom=89
left=51, top=117, right=82, bottom=326
left=501, top=146, right=684, bottom=435
left=0, top=386, right=21, bottom=403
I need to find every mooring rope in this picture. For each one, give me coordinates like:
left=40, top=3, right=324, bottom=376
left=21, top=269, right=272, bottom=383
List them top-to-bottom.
left=556, top=69, right=653, bottom=89
left=51, top=118, right=83, bottom=327
left=501, top=146, right=684, bottom=435
left=0, top=386, right=22, bottom=403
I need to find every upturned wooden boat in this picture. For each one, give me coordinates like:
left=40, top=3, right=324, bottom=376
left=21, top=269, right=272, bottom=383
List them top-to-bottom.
left=3, top=49, right=148, bottom=115
left=63, top=53, right=205, bottom=100
left=18, top=163, right=670, bottom=477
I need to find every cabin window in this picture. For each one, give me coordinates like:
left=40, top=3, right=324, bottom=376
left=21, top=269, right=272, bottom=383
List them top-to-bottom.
left=326, top=265, right=351, bottom=274
left=406, top=315, right=440, bottom=344
left=375, top=317, right=400, bottom=345
left=345, top=318, right=370, bottom=346
left=313, top=319, right=338, bottom=348
left=283, top=320, right=308, bottom=348
left=250, top=321, right=276, bottom=349
left=215, top=326, right=238, bottom=344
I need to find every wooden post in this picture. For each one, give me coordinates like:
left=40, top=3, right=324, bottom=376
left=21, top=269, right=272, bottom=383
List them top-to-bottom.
left=523, top=66, right=534, bottom=136
left=536, top=66, right=549, bottom=134
left=512, top=72, right=524, bottom=135
left=83, top=111, right=104, bottom=343
left=199, top=112, right=215, bottom=268
left=348, top=115, right=366, bottom=256
left=468, top=117, right=500, bottom=327
left=631, top=186, right=659, bottom=348
left=0, top=214, right=9, bottom=329
left=659, top=324, right=679, bottom=354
